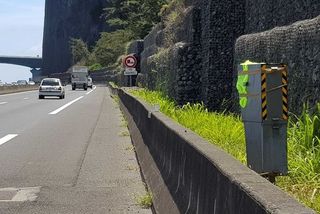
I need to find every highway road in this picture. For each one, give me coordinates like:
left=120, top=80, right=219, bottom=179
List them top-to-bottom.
left=0, top=85, right=150, bottom=213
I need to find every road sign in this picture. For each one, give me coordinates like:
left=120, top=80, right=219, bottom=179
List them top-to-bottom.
left=124, top=55, right=137, bottom=68
left=124, top=67, right=137, bottom=76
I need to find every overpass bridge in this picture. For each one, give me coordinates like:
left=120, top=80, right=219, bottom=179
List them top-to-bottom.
left=0, top=55, right=43, bottom=79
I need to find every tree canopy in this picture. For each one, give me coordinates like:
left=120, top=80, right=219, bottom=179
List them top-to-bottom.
left=70, top=0, right=168, bottom=69
left=104, top=0, right=167, bottom=38
left=92, top=30, right=134, bottom=67
left=69, top=38, right=90, bottom=65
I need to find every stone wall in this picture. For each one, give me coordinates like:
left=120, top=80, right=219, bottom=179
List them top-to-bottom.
left=43, top=0, right=320, bottom=112
left=127, top=0, right=320, bottom=113
left=135, top=0, right=246, bottom=110
left=200, top=0, right=245, bottom=110
left=244, top=1, right=320, bottom=33
left=137, top=6, right=203, bottom=105
left=235, top=16, right=320, bottom=113
left=140, top=23, right=163, bottom=77
left=127, top=40, right=144, bottom=56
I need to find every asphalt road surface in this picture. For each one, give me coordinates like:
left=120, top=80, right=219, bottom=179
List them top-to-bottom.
left=0, top=85, right=151, bottom=214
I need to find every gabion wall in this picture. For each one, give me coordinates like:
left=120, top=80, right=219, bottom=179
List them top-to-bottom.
left=131, top=0, right=320, bottom=113
left=200, top=0, right=245, bottom=110
left=244, top=1, right=320, bottom=33
left=235, top=16, right=320, bottom=113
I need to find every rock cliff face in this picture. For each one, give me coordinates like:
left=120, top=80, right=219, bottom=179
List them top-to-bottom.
left=42, top=0, right=110, bottom=75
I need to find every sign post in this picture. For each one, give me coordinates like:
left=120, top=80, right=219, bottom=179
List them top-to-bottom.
left=123, top=55, right=138, bottom=87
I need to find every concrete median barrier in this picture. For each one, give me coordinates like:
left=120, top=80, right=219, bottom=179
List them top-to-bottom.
left=0, top=85, right=38, bottom=95
left=109, top=86, right=315, bottom=214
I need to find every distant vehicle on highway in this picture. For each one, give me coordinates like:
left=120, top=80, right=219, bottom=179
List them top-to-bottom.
left=71, top=66, right=89, bottom=90
left=87, top=77, right=93, bottom=89
left=39, top=78, right=65, bottom=99
left=0, top=80, right=3, bottom=86
left=17, top=80, right=28, bottom=85
left=28, top=81, right=36, bottom=85
left=11, top=82, right=18, bottom=85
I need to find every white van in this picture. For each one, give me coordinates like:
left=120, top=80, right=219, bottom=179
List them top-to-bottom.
left=71, top=66, right=88, bottom=90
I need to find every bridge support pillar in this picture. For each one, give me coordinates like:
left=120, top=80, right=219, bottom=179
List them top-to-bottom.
left=30, top=68, right=44, bottom=82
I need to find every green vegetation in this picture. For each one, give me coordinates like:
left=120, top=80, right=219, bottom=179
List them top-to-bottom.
left=70, top=0, right=167, bottom=70
left=104, top=0, right=166, bottom=39
left=161, top=0, right=186, bottom=47
left=70, top=30, right=133, bottom=70
left=91, top=30, right=134, bottom=67
left=69, top=38, right=90, bottom=65
left=148, top=48, right=174, bottom=94
left=109, top=81, right=119, bottom=90
left=129, top=88, right=320, bottom=212
left=129, top=89, right=246, bottom=161
left=278, top=105, right=320, bottom=211
left=119, top=130, right=130, bottom=137
left=136, top=191, right=153, bottom=209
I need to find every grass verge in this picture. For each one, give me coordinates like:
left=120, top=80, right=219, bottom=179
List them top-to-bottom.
left=129, top=88, right=320, bottom=212
left=136, top=192, right=153, bottom=209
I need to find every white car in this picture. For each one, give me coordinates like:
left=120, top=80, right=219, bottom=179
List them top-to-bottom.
left=88, top=77, right=93, bottom=89
left=39, top=78, right=65, bottom=99
left=17, top=80, right=28, bottom=85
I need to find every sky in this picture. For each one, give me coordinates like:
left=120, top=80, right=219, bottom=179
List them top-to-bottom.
left=0, top=0, right=45, bottom=83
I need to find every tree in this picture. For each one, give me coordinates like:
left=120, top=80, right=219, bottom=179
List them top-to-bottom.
left=69, top=0, right=168, bottom=69
left=104, top=0, right=167, bottom=38
left=92, top=30, right=134, bottom=67
left=69, top=38, right=90, bottom=65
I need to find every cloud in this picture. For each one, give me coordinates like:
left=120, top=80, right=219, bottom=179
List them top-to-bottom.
left=24, top=43, right=43, bottom=57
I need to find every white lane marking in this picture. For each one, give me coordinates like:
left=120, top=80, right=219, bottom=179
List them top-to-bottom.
left=86, top=85, right=96, bottom=95
left=49, top=96, right=84, bottom=115
left=23, top=97, right=29, bottom=100
left=0, top=102, right=8, bottom=105
left=0, top=134, right=18, bottom=146
left=0, top=186, right=41, bottom=202
left=11, top=186, right=41, bottom=202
